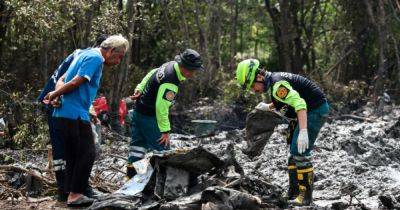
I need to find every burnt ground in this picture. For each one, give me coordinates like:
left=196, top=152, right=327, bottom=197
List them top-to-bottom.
left=0, top=104, right=400, bottom=209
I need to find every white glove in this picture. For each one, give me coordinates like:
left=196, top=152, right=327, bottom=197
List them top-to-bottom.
left=255, top=102, right=270, bottom=111
left=297, top=129, right=309, bottom=154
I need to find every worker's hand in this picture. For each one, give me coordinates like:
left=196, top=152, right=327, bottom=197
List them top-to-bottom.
left=130, top=89, right=141, bottom=101
left=43, top=91, right=57, bottom=105
left=51, top=97, right=61, bottom=108
left=255, top=102, right=271, bottom=111
left=297, top=129, right=309, bottom=154
left=158, top=133, right=170, bottom=147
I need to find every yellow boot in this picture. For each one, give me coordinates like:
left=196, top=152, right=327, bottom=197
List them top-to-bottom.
left=287, top=157, right=299, bottom=200
left=292, top=166, right=313, bottom=206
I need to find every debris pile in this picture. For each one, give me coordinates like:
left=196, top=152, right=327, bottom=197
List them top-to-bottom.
left=0, top=104, right=400, bottom=209
left=90, top=146, right=285, bottom=209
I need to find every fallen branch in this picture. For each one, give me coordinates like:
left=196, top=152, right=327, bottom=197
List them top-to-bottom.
left=324, top=46, right=355, bottom=77
left=332, top=114, right=375, bottom=122
left=108, top=153, right=128, bottom=161
left=0, top=165, right=56, bottom=187
left=110, top=166, right=125, bottom=174
left=224, top=178, right=242, bottom=188
left=0, top=182, right=24, bottom=199
left=26, top=196, right=52, bottom=203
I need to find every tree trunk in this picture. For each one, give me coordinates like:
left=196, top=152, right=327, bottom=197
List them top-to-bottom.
left=83, top=0, right=102, bottom=47
left=107, top=0, right=136, bottom=133
left=161, top=0, right=176, bottom=48
left=179, top=0, right=190, bottom=48
left=193, top=0, right=210, bottom=98
left=194, top=0, right=208, bottom=59
left=206, top=0, right=222, bottom=89
left=229, top=0, right=239, bottom=69
left=265, top=0, right=284, bottom=71
left=265, top=0, right=294, bottom=72
left=279, top=0, right=292, bottom=72
left=290, top=0, right=304, bottom=74
left=309, top=0, right=319, bottom=72
left=363, top=0, right=388, bottom=103
left=0, top=1, right=11, bottom=65
left=132, top=3, right=141, bottom=64
left=392, top=35, right=400, bottom=100
left=40, top=41, right=49, bottom=82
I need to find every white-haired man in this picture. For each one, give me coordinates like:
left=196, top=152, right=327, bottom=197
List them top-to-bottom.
left=44, top=35, right=129, bottom=207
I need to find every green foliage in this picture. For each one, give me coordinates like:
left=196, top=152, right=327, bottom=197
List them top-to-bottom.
left=0, top=0, right=399, bottom=148
left=0, top=71, right=49, bottom=149
left=12, top=105, right=49, bottom=150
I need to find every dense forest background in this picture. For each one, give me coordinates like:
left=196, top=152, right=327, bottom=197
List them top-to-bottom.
left=0, top=0, right=399, bottom=148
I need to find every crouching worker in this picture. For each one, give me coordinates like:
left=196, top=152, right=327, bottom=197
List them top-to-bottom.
left=126, top=49, right=204, bottom=178
left=235, top=59, right=329, bottom=206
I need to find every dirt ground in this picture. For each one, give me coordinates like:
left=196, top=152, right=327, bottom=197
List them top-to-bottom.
left=0, top=199, right=67, bottom=210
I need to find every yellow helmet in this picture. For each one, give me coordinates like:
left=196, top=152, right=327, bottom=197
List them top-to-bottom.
left=236, top=59, right=260, bottom=90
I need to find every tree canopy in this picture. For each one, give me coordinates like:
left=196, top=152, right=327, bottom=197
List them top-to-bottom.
left=0, top=0, right=399, bottom=131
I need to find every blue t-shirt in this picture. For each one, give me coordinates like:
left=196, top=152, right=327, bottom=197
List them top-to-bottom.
left=53, top=48, right=104, bottom=121
left=37, top=49, right=83, bottom=111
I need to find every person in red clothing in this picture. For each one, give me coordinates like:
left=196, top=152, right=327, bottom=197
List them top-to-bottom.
left=92, top=96, right=128, bottom=126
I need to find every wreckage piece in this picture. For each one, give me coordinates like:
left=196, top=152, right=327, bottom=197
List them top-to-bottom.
left=244, top=109, right=286, bottom=157
left=219, top=143, right=244, bottom=176
left=90, top=147, right=229, bottom=209
left=153, top=147, right=226, bottom=201
left=154, top=147, right=225, bottom=175
left=115, top=158, right=154, bottom=196
left=153, top=164, right=191, bottom=200
left=163, top=166, right=190, bottom=200
left=239, top=176, right=287, bottom=208
left=160, top=186, right=261, bottom=210
left=88, top=194, right=143, bottom=210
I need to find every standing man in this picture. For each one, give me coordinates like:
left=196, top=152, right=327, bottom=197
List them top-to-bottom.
left=37, top=34, right=108, bottom=202
left=44, top=35, right=128, bottom=207
left=127, top=49, right=204, bottom=178
left=235, top=59, right=329, bottom=206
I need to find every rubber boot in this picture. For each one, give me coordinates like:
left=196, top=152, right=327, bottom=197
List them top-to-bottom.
left=287, top=156, right=299, bottom=200
left=126, top=163, right=137, bottom=179
left=292, top=166, right=313, bottom=206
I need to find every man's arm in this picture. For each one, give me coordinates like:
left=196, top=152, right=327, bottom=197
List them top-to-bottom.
left=135, top=68, right=158, bottom=92
left=130, top=69, right=158, bottom=100
left=55, top=73, right=67, bottom=91
left=44, top=75, right=87, bottom=103
left=271, top=80, right=309, bottom=153
left=271, top=81, right=307, bottom=113
left=155, top=83, right=178, bottom=133
left=155, top=83, right=178, bottom=146
left=296, top=109, right=307, bottom=130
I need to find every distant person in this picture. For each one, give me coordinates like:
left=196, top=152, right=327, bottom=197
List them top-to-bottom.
left=37, top=34, right=109, bottom=202
left=44, top=35, right=129, bottom=207
left=126, top=49, right=204, bottom=178
left=235, top=59, right=329, bottom=206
